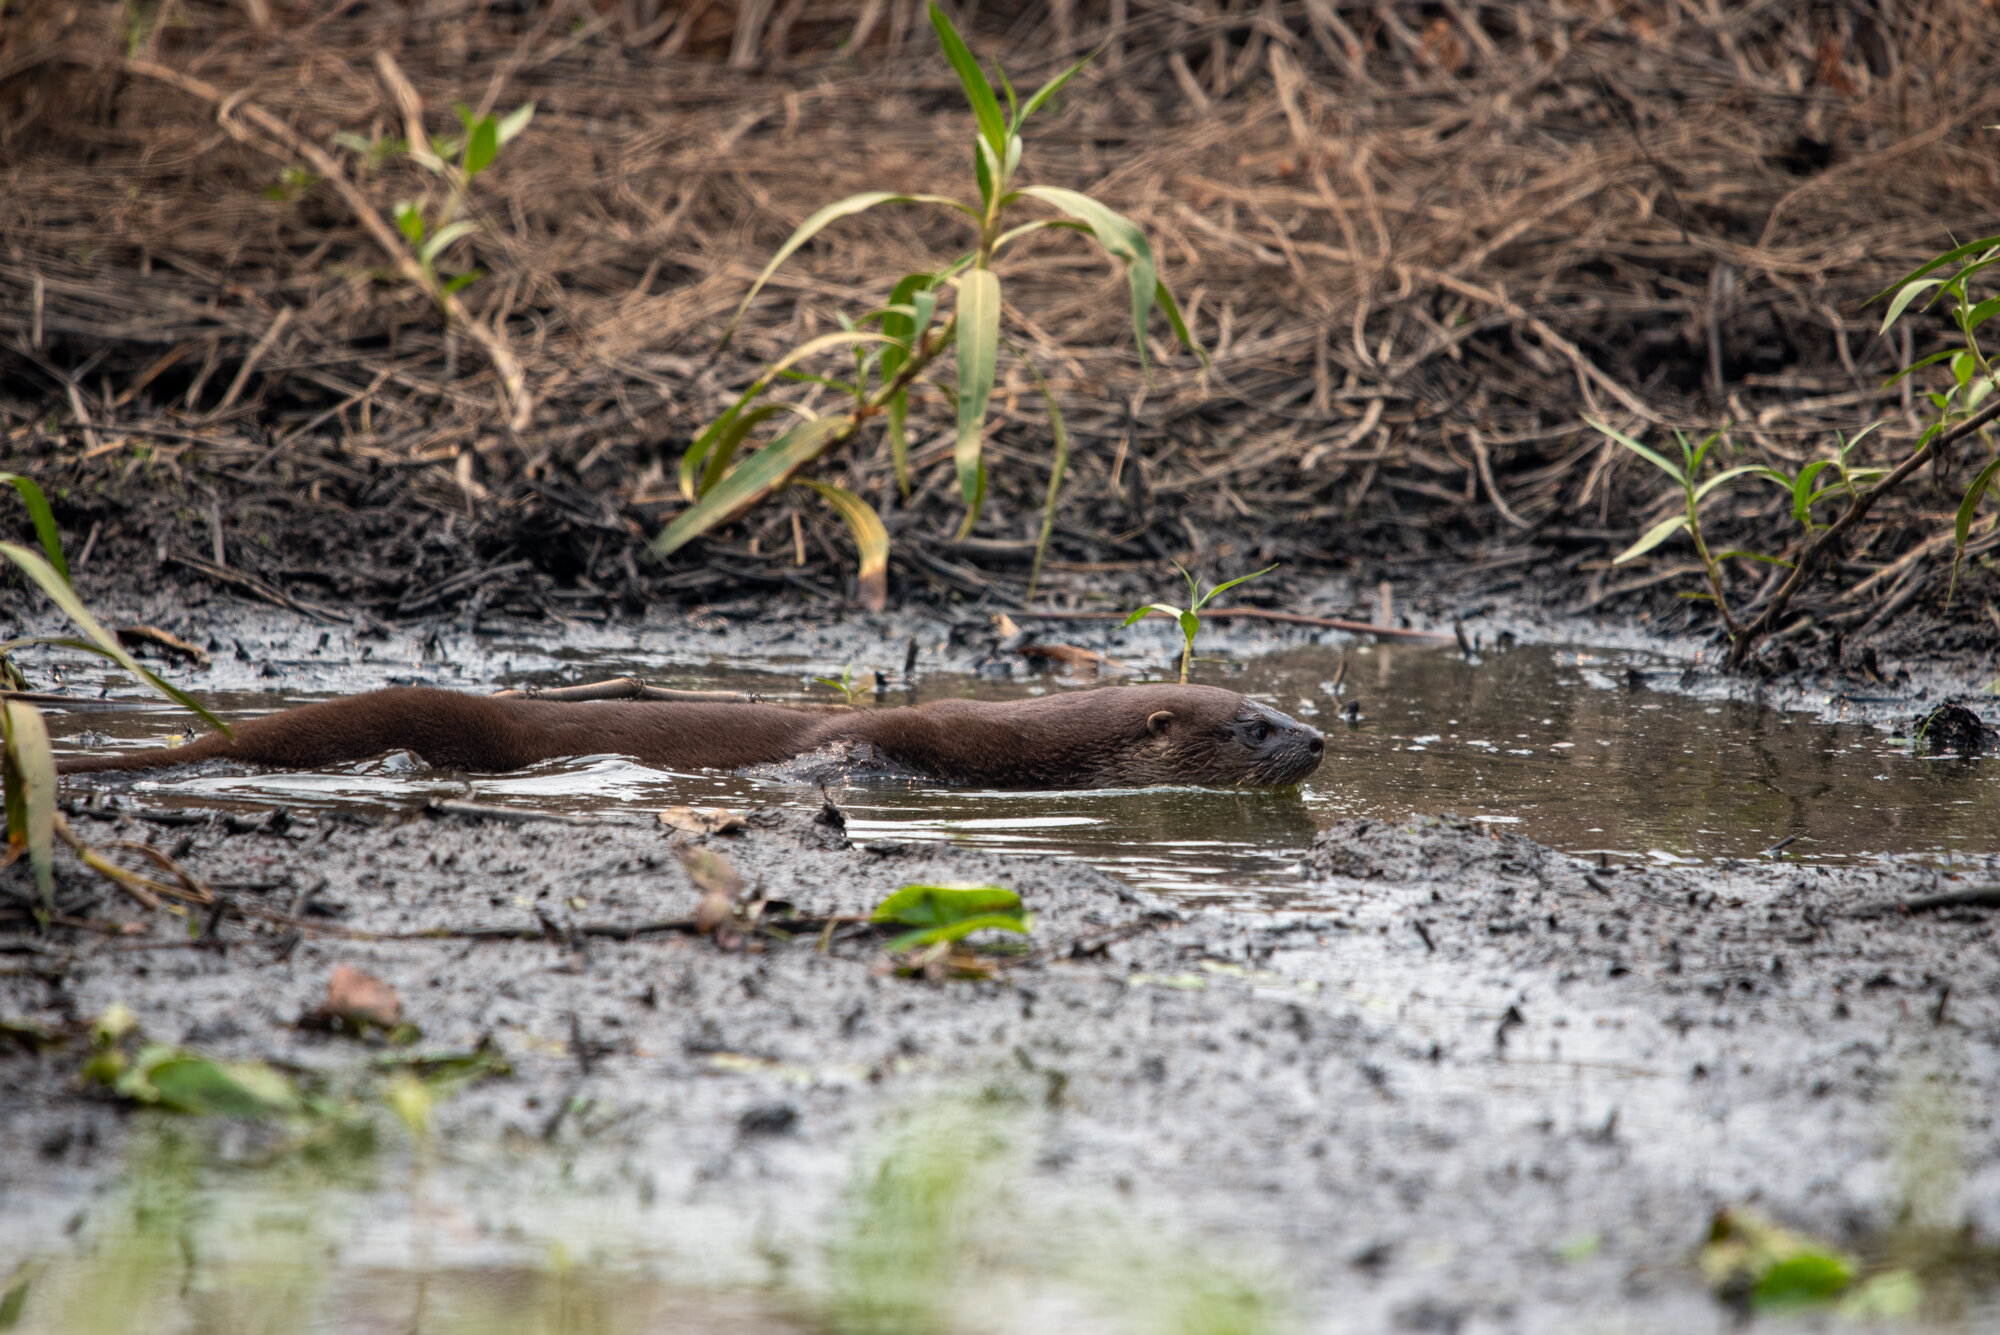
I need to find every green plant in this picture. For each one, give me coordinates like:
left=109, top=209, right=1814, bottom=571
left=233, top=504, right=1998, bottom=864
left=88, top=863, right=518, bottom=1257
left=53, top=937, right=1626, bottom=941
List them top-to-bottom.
left=655, top=3, right=1199, bottom=610
left=378, top=100, right=534, bottom=306
left=1586, top=233, right=2000, bottom=667
left=1586, top=422, right=1788, bottom=638
left=1, top=474, right=228, bottom=915
left=1123, top=563, right=1278, bottom=684
left=813, top=661, right=875, bottom=705
left=870, top=883, right=1032, bottom=952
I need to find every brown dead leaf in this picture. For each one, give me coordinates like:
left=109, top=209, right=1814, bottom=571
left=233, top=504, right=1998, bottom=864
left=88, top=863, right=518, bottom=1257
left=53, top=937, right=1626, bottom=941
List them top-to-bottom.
left=992, top=611, right=1022, bottom=638
left=1015, top=642, right=1130, bottom=675
left=658, top=806, right=748, bottom=835
left=676, top=845, right=747, bottom=944
left=306, top=963, right=402, bottom=1030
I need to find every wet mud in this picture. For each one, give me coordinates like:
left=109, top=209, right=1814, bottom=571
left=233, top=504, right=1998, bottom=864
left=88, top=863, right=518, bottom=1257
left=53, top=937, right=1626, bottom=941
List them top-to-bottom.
left=4, top=591, right=2000, bottom=1331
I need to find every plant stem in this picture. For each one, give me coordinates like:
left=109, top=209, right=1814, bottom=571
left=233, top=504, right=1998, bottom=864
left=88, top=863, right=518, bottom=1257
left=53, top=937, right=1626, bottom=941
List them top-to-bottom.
left=1726, top=396, right=2000, bottom=668
left=1685, top=498, right=1740, bottom=637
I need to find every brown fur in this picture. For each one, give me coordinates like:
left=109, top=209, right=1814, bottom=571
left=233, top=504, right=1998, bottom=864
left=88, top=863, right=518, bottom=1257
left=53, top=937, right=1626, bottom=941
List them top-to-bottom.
left=57, top=684, right=1325, bottom=789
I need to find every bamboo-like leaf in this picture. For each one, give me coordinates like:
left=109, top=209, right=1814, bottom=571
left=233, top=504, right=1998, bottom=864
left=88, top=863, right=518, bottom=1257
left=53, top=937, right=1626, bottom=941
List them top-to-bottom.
left=928, top=2, right=1006, bottom=159
left=1020, top=50, right=1094, bottom=126
left=495, top=101, right=536, bottom=146
left=463, top=115, right=499, bottom=176
left=1019, top=185, right=1159, bottom=371
left=719, top=194, right=975, bottom=347
left=417, top=220, right=478, bottom=267
left=1869, top=235, right=2000, bottom=304
left=953, top=268, right=1001, bottom=536
left=1877, top=277, right=1944, bottom=335
left=1153, top=278, right=1202, bottom=358
left=681, top=331, right=897, bottom=499
left=1017, top=357, right=1068, bottom=605
left=887, top=389, right=912, bottom=500
left=688, top=402, right=788, bottom=500
left=653, top=417, right=852, bottom=557
left=1584, top=418, right=1685, bottom=485
left=1949, top=456, right=2000, bottom=604
left=1790, top=459, right=1837, bottom=524
left=1692, top=464, right=1777, bottom=503
left=0, top=473, right=69, bottom=583
left=794, top=479, right=889, bottom=612
left=1612, top=514, right=1691, bottom=564
left=0, top=543, right=228, bottom=734
left=1195, top=562, right=1280, bottom=608
left=1121, top=601, right=1185, bottom=627
left=1, top=700, right=55, bottom=911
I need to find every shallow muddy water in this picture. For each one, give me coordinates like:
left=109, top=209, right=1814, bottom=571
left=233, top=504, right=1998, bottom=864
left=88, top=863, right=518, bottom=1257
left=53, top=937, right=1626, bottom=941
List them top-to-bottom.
left=40, top=633, right=1998, bottom=899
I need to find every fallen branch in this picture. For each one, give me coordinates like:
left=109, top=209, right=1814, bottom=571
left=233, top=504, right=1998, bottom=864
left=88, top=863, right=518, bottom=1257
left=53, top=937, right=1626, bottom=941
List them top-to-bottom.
left=1013, top=606, right=1456, bottom=641
left=1846, top=885, right=2000, bottom=919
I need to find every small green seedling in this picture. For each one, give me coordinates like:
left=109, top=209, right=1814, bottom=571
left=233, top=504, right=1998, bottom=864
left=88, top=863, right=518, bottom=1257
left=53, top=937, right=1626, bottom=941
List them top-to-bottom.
left=377, top=100, right=534, bottom=308
left=1587, top=421, right=1789, bottom=640
left=1123, top=562, right=1278, bottom=684
left=812, top=662, right=874, bottom=705
left=871, top=883, right=1032, bottom=953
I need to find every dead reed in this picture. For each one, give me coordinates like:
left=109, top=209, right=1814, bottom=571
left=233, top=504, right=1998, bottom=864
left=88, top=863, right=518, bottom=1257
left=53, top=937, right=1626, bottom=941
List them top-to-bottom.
left=1, top=0, right=1996, bottom=634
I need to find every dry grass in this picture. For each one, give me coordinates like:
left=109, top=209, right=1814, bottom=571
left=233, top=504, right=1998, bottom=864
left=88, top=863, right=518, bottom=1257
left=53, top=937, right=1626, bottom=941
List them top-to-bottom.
left=1, top=0, right=1997, bottom=627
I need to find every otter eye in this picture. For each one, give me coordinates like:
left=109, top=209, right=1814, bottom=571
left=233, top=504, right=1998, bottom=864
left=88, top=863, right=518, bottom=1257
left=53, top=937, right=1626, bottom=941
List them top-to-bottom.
left=1251, top=722, right=1271, bottom=742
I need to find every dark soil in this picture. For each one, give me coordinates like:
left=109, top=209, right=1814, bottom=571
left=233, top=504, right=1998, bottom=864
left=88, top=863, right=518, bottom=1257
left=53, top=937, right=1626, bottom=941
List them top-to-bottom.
left=6, top=798, right=1999, bottom=1328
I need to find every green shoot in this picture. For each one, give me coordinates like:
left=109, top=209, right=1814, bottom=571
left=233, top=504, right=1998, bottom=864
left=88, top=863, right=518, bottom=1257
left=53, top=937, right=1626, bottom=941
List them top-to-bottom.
left=1124, top=562, right=1279, bottom=684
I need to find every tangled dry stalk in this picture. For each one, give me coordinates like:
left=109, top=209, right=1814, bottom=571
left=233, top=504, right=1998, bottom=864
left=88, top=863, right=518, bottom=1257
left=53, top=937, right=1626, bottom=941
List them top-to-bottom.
left=1, top=0, right=1997, bottom=650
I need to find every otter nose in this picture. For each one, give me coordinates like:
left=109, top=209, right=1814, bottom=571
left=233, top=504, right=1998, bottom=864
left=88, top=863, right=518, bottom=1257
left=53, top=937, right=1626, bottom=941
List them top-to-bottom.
left=1307, top=734, right=1323, bottom=756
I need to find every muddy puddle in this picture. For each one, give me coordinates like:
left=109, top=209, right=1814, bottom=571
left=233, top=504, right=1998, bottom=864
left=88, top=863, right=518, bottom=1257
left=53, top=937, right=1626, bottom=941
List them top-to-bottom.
left=37, top=631, right=1999, bottom=900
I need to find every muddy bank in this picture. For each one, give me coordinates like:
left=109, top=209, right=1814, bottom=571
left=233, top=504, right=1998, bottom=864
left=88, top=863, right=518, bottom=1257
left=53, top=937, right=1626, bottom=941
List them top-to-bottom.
left=6, top=785, right=2000, bottom=1330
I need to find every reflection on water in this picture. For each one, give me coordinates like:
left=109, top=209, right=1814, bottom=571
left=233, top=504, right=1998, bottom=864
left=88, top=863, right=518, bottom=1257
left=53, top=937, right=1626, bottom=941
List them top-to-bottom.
left=42, top=643, right=1999, bottom=897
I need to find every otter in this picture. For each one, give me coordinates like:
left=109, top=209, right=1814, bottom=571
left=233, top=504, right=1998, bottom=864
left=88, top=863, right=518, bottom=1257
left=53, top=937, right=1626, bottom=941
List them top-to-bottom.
left=56, top=684, right=1325, bottom=789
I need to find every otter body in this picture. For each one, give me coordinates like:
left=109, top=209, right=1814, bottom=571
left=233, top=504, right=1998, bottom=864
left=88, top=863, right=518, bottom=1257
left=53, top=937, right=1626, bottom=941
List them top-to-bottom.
left=58, top=685, right=1325, bottom=789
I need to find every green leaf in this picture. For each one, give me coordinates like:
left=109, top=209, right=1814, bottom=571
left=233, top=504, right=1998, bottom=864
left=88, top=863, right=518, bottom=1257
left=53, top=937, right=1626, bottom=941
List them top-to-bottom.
left=928, top=2, right=1007, bottom=160
left=1020, top=50, right=1094, bottom=126
left=495, top=101, right=536, bottom=146
left=463, top=115, right=499, bottom=176
left=1019, top=185, right=1161, bottom=372
left=719, top=193, right=974, bottom=348
left=393, top=201, right=424, bottom=245
left=417, top=219, right=479, bottom=267
left=1869, top=234, right=2000, bottom=304
left=953, top=268, right=1001, bottom=536
left=440, top=269, right=483, bottom=296
left=1878, top=277, right=1945, bottom=334
left=1154, top=278, right=1202, bottom=358
left=1964, top=295, right=2000, bottom=331
left=680, top=330, right=896, bottom=500
left=1884, top=348, right=1963, bottom=387
left=886, top=389, right=912, bottom=500
left=687, top=402, right=788, bottom=500
left=653, top=416, right=851, bottom=557
left=1584, top=418, right=1685, bottom=485
left=1949, top=456, right=2000, bottom=604
left=1791, top=459, right=1837, bottom=524
left=1692, top=464, right=1775, bottom=503
left=0, top=473, right=69, bottom=583
left=794, top=479, right=890, bottom=611
left=1612, top=514, right=1690, bottom=564
left=0, top=544, right=229, bottom=735
left=1711, top=549, right=1793, bottom=566
left=1194, top=562, right=1280, bottom=609
left=1122, top=601, right=1184, bottom=627
left=1, top=701, right=55, bottom=911
left=873, top=882, right=1023, bottom=927
left=886, top=912, right=1033, bottom=953
left=144, top=1054, right=301, bottom=1118
left=1752, top=1250, right=1855, bottom=1310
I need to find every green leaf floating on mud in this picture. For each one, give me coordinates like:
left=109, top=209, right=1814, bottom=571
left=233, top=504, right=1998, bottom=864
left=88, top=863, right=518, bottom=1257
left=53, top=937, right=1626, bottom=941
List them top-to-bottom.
left=872, top=883, right=1032, bottom=951
left=91, top=1042, right=302, bottom=1118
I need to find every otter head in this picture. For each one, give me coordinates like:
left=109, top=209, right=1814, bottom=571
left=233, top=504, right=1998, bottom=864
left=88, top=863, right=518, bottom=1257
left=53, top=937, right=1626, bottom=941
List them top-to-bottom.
left=1136, top=689, right=1325, bottom=787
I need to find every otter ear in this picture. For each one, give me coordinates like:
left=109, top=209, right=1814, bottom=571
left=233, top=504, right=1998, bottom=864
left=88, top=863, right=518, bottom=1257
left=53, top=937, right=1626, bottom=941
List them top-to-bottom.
left=1146, top=710, right=1175, bottom=737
